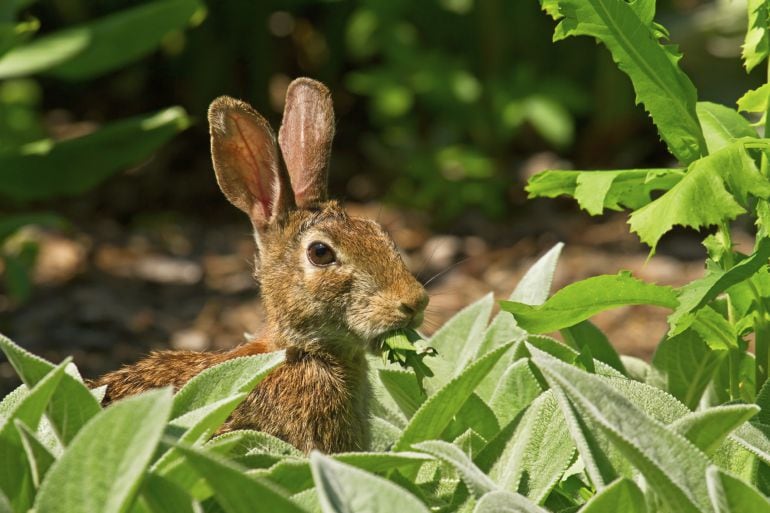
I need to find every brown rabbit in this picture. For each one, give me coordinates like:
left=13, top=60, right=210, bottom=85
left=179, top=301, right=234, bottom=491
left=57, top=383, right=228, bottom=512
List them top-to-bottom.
left=90, top=78, right=428, bottom=453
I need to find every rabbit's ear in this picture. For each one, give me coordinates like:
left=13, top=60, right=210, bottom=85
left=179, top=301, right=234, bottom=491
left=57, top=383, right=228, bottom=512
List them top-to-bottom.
left=278, top=78, right=334, bottom=207
left=209, top=96, right=292, bottom=228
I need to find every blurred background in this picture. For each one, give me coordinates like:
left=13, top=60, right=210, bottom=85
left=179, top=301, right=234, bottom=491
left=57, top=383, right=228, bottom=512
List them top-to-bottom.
left=0, top=0, right=762, bottom=391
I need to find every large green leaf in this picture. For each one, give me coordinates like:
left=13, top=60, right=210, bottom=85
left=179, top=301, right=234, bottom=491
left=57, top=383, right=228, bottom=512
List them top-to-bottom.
left=0, top=0, right=204, bottom=79
left=541, top=0, right=706, bottom=163
left=0, top=107, right=190, bottom=201
left=629, top=141, right=770, bottom=251
left=526, top=168, right=683, bottom=215
left=501, top=272, right=677, bottom=333
left=561, top=320, right=626, bottom=375
left=648, top=330, right=727, bottom=409
left=0, top=333, right=101, bottom=444
left=394, top=342, right=513, bottom=451
left=530, top=347, right=712, bottom=513
left=171, top=351, right=284, bottom=417
left=489, top=359, right=543, bottom=426
left=35, top=388, right=173, bottom=513
left=15, top=420, right=55, bottom=489
left=174, top=444, right=306, bottom=513
left=310, top=452, right=430, bottom=513
left=707, top=466, right=770, bottom=512
left=139, top=473, right=198, bottom=513
left=580, top=478, right=646, bottom=513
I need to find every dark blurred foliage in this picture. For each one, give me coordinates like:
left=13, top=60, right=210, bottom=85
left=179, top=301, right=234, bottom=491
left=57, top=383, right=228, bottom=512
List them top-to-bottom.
left=3, top=0, right=765, bottom=226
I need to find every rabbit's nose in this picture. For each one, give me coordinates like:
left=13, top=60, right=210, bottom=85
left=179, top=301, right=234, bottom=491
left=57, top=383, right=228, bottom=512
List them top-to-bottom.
left=399, top=290, right=429, bottom=317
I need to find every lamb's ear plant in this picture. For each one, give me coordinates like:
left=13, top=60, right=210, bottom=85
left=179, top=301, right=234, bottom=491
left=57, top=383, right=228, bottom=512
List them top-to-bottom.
left=9, top=1, right=770, bottom=511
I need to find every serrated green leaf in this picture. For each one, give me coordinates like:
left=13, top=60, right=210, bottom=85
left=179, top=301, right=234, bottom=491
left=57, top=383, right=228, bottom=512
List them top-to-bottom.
left=0, top=0, right=204, bottom=79
left=543, top=0, right=706, bottom=163
left=743, top=0, right=770, bottom=72
left=738, top=83, right=770, bottom=117
left=696, top=102, right=757, bottom=153
left=0, top=107, right=191, bottom=201
left=629, top=141, right=770, bottom=251
left=526, top=168, right=683, bottom=214
left=669, top=237, right=770, bottom=334
left=501, top=272, right=677, bottom=333
left=648, top=330, right=727, bottom=409
left=394, top=342, right=513, bottom=451
left=530, top=346, right=712, bottom=513
left=171, top=352, right=284, bottom=417
left=0, top=359, right=67, bottom=512
left=36, top=388, right=173, bottom=513
left=490, top=391, right=575, bottom=503
left=672, top=404, right=760, bottom=454
left=15, top=420, right=55, bottom=488
left=412, top=440, right=496, bottom=498
left=174, top=443, right=306, bottom=513
left=310, top=452, right=430, bottom=513
left=707, top=466, right=770, bottom=512
left=580, top=478, right=646, bottom=513
left=473, top=490, right=549, bottom=513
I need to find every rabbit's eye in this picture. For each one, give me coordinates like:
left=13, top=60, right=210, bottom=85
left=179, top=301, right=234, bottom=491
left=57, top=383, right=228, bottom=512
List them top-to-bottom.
left=307, top=241, right=336, bottom=266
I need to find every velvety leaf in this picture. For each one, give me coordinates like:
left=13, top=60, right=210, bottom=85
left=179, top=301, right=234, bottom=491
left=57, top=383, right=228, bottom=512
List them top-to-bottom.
left=0, top=0, right=204, bottom=79
left=541, top=0, right=706, bottom=163
left=0, top=107, right=191, bottom=201
left=501, top=272, right=677, bottom=333
left=427, top=293, right=494, bottom=392
left=0, top=336, right=99, bottom=444
left=394, top=343, right=513, bottom=451
left=530, top=347, right=712, bottom=513
left=172, top=352, right=284, bottom=417
left=0, top=359, right=67, bottom=512
left=489, top=359, right=543, bottom=426
left=378, top=368, right=424, bottom=418
left=35, top=388, right=173, bottom=513
left=490, top=391, right=575, bottom=503
left=443, top=393, right=500, bottom=441
left=671, top=405, right=760, bottom=454
left=15, top=420, right=55, bottom=488
left=412, top=440, right=496, bottom=498
left=175, top=444, right=306, bottom=513
left=310, top=452, right=430, bottom=513
left=707, top=466, right=770, bottom=512
left=140, top=473, right=198, bottom=513
left=580, top=478, right=646, bottom=513
left=473, top=490, right=549, bottom=513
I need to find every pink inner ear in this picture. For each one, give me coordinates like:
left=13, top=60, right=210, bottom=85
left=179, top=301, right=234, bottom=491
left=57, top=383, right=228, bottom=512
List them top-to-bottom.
left=228, top=113, right=277, bottom=222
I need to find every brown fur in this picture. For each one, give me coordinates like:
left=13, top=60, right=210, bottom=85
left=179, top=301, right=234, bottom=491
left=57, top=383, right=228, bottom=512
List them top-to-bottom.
left=90, top=79, right=427, bottom=453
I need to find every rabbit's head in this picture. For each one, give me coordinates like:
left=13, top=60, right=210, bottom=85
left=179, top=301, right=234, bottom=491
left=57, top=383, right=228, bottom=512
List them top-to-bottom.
left=208, top=78, right=428, bottom=354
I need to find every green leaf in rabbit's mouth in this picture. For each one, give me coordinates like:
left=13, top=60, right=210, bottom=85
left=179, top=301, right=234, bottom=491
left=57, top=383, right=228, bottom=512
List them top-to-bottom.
left=378, top=328, right=437, bottom=395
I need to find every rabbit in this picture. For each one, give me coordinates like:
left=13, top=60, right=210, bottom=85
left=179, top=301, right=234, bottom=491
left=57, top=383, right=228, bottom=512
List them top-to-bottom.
left=89, top=78, right=429, bottom=453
